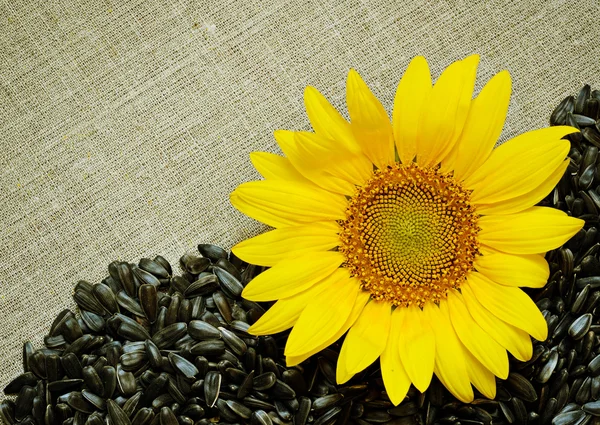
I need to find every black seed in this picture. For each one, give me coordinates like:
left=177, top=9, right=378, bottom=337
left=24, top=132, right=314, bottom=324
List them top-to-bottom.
left=198, top=244, right=228, bottom=261
left=180, top=254, right=211, bottom=275
left=139, top=258, right=170, bottom=278
left=214, top=267, right=244, bottom=298
left=184, top=275, right=219, bottom=297
left=139, top=284, right=158, bottom=323
left=116, top=290, right=145, bottom=317
left=569, top=313, right=593, bottom=340
left=188, top=320, right=220, bottom=340
left=152, top=322, right=187, bottom=349
left=190, top=340, right=225, bottom=356
left=167, top=353, right=198, bottom=378
left=203, top=371, right=221, bottom=408
left=4, top=372, right=37, bottom=395
left=14, top=386, right=36, bottom=420
left=107, top=399, right=131, bottom=425
left=131, top=408, right=154, bottom=425
left=552, top=409, right=586, bottom=425
left=250, top=410, right=273, bottom=425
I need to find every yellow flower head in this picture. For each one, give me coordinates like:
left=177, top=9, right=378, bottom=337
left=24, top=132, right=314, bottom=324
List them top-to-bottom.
left=230, top=55, right=584, bottom=404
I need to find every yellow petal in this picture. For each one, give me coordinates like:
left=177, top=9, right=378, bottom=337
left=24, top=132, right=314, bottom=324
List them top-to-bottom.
left=416, top=55, right=479, bottom=168
left=393, top=56, right=432, bottom=164
left=346, top=69, right=395, bottom=169
left=451, top=70, right=511, bottom=181
left=304, top=86, right=361, bottom=153
left=465, top=125, right=576, bottom=194
left=275, top=129, right=357, bottom=195
left=294, top=131, right=373, bottom=185
left=467, top=139, right=570, bottom=205
left=250, top=151, right=306, bottom=182
left=475, top=159, right=569, bottom=215
left=232, top=179, right=348, bottom=228
left=230, top=192, right=297, bottom=228
left=479, top=207, right=584, bottom=254
left=232, top=221, right=340, bottom=267
left=475, top=251, right=549, bottom=288
left=242, top=252, right=344, bottom=301
left=285, top=269, right=359, bottom=356
left=465, top=272, right=547, bottom=341
left=248, top=276, right=332, bottom=335
left=461, top=281, right=533, bottom=361
left=289, top=290, right=370, bottom=367
left=447, top=290, right=509, bottom=379
left=341, top=300, right=391, bottom=375
left=425, top=301, right=474, bottom=403
left=397, top=305, right=435, bottom=392
left=380, top=309, right=411, bottom=405
left=463, top=347, right=497, bottom=399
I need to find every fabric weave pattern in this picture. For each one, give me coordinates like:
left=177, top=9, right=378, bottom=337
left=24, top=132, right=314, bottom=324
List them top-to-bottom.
left=1, top=0, right=599, bottom=391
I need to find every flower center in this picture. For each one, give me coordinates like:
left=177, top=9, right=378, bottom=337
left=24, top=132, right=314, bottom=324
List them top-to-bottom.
left=339, top=163, right=480, bottom=308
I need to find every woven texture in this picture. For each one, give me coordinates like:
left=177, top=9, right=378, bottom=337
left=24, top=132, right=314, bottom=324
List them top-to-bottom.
left=1, top=0, right=599, bottom=390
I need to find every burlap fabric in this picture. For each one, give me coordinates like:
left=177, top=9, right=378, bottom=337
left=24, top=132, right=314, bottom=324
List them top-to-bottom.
left=1, top=0, right=599, bottom=392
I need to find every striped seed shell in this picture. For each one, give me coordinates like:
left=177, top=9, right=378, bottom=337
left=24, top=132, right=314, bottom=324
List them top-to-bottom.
left=198, top=244, right=228, bottom=261
left=180, top=254, right=210, bottom=275
left=153, top=255, right=172, bottom=275
left=139, top=258, right=170, bottom=278
left=132, top=266, right=161, bottom=287
left=214, top=267, right=244, bottom=298
left=184, top=275, right=219, bottom=298
left=92, top=283, right=119, bottom=314
left=139, top=284, right=158, bottom=323
left=115, top=291, right=145, bottom=317
left=569, top=313, right=593, bottom=340
left=188, top=320, right=220, bottom=340
left=152, top=322, right=187, bottom=349
left=219, top=327, right=247, bottom=356
left=145, top=339, right=162, bottom=369
left=190, top=340, right=225, bottom=356
left=167, top=353, right=198, bottom=379
left=82, top=366, right=104, bottom=396
left=204, top=371, right=221, bottom=408
left=4, top=372, right=37, bottom=395
left=14, top=386, right=36, bottom=420
left=67, top=392, right=95, bottom=414
left=107, top=399, right=131, bottom=425
left=159, top=407, right=178, bottom=425
left=131, top=408, right=154, bottom=425
left=251, top=410, right=273, bottom=425
left=551, top=410, right=586, bottom=425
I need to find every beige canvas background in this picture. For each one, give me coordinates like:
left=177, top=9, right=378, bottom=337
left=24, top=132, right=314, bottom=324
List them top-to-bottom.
left=1, top=0, right=599, bottom=393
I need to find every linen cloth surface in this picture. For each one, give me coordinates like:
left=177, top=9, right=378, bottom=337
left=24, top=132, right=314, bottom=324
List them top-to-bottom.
left=1, top=0, right=599, bottom=391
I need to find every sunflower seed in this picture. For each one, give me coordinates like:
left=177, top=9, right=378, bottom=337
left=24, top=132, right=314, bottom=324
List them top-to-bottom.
left=180, top=254, right=211, bottom=275
left=138, top=258, right=170, bottom=279
left=184, top=275, right=219, bottom=297
left=138, top=284, right=158, bottom=323
left=569, top=313, right=593, bottom=340
left=188, top=320, right=220, bottom=340
left=152, top=322, right=187, bottom=349
left=190, top=340, right=225, bottom=356
left=167, top=353, right=198, bottom=379
left=204, top=371, right=221, bottom=408
left=14, top=386, right=36, bottom=420
left=107, top=399, right=131, bottom=425
left=552, top=409, right=586, bottom=425
left=251, top=410, right=273, bottom=425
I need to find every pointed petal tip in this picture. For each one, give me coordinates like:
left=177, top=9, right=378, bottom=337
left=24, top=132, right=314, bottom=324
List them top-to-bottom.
left=463, top=53, right=480, bottom=65
left=347, top=68, right=363, bottom=85
left=304, top=85, right=318, bottom=97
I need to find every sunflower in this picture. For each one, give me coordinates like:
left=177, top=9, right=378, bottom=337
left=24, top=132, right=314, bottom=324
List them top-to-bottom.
left=229, top=55, right=584, bottom=404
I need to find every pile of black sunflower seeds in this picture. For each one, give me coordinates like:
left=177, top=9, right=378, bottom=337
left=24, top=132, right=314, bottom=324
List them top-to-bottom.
left=3, top=87, right=600, bottom=425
